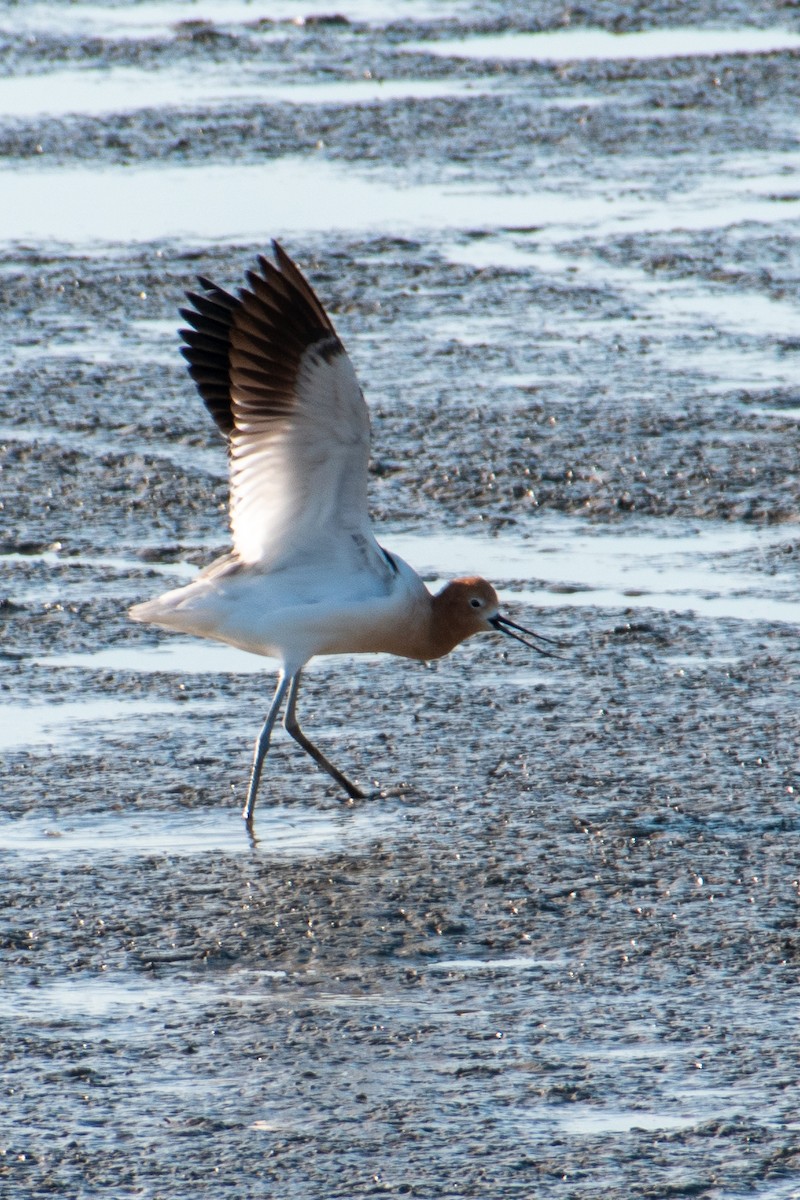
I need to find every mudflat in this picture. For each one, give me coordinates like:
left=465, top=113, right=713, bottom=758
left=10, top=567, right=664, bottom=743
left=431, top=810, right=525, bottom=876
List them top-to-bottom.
left=1, top=3, right=799, bottom=1197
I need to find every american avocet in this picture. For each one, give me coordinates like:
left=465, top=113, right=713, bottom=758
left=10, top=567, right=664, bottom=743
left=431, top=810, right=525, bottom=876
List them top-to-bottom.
left=130, top=242, right=553, bottom=827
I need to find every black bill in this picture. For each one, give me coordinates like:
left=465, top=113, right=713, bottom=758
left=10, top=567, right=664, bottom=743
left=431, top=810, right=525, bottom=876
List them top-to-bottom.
left=489, top=614, right=563, bottom=658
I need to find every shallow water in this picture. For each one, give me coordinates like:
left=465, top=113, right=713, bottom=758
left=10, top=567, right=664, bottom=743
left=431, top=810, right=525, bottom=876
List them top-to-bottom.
left=6, top=0, right=466, bottom=37
left=408, top=26, right=800, bottom=62
left=0, top=67, right=492, bottom=119
left=4, top=152, right=800, bottom=246
left=0, top=697, right=186, bottom=751
left=0, top=804, right=396, bottom=859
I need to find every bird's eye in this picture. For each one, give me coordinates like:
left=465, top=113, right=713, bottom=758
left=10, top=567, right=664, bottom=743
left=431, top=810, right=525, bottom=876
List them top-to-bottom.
left=470, top=597, right=482, bottom=609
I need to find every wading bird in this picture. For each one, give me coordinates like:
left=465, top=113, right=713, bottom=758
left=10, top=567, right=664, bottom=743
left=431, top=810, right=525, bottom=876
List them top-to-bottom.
left=130, top=243, right=553, bottom=828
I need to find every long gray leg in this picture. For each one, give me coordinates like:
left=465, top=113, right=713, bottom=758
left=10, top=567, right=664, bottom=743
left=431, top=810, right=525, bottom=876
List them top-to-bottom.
left=242, top=671, right=291, bottom=826
left=283, top=672, right=365, bottom=801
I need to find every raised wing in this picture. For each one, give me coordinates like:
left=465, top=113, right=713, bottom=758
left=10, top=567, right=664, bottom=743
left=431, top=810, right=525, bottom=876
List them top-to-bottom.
left=180, top=242, right=377, bottom=571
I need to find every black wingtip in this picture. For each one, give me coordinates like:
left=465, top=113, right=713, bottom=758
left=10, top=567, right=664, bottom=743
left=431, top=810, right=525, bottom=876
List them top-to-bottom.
left=178, top=242, right=340, bottom=442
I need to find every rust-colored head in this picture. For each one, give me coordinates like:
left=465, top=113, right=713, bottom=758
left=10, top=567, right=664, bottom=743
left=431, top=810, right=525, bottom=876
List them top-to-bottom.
left=427, top=575, right=556, bottom=662
left=428, top=576, right=501, bottom=659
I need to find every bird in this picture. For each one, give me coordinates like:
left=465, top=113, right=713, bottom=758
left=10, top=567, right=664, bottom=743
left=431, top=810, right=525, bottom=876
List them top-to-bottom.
left=130, top=241, right=555, bottom=828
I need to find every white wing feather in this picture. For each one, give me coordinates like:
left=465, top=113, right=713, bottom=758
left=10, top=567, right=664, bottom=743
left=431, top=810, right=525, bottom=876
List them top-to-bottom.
left=179, top=244, right=391, bottom=585
left=230, top=343, right=373, bottom=569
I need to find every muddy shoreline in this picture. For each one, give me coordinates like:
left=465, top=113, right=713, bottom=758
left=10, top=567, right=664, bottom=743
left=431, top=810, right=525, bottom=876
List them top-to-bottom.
left=2, top=3, right=800, bottom=1197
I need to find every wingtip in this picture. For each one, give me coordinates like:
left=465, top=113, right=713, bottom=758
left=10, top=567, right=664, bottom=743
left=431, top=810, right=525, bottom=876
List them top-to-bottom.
left=271, top=240, right=294, bottom=275
left=256, top=242, right=287, bottom=280
left=178, top=306, right=200, bottom=329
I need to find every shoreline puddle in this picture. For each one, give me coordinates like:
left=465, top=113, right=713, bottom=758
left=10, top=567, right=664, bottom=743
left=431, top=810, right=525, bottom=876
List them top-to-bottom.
left=4, top=0, right=466, bottom=39
left=406, top=27, right=800, bottom=63
left=0, top=68, right=493, bottom=120
left=2, top=153, right=800, bottom=246
left=467, top=239, right=800, bottom=340
left=389, top=522, right=800, bottom=625
left=37, top=641, right=280, bottom=674
left=1, top=698, right=191, bottom=752
left=0, top=804, right=398, bottom=860
left=428, top=954, right=569, bottom=972
left=0, top=969, right=291, bottom=1027
left=545, top=1106, right=709, bottom=1135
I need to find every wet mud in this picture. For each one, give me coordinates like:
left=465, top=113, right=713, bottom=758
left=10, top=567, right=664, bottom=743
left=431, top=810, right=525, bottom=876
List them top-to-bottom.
left=1, top=2, right=800, bottom=1197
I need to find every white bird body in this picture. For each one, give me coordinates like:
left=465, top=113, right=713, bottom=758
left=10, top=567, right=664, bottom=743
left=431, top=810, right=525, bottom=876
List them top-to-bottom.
left=130, top=242, right=551, bottom=827
left=132, top=547, right=431, bottom=668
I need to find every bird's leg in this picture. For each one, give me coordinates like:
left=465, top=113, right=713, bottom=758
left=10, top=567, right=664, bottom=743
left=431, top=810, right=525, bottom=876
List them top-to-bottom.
left=243, top=671, right=291, bottom=827
left=283, top=672, right=365, bottom=801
